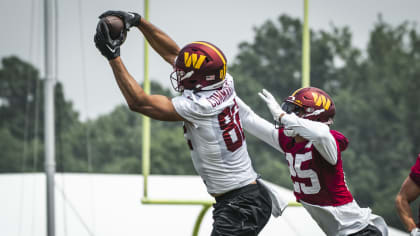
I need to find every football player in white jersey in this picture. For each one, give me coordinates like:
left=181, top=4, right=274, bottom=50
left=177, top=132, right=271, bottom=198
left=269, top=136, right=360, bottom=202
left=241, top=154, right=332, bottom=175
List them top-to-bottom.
left=94, top=10, right=286, bottom=235
left=235, top=87, right=389, bottom=236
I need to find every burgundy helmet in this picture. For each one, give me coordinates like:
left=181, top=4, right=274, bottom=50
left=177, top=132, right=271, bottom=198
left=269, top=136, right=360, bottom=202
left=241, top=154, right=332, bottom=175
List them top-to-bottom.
left=170, top=41, right=227, bottom=92
left=281, top=87, right=336, bottom=123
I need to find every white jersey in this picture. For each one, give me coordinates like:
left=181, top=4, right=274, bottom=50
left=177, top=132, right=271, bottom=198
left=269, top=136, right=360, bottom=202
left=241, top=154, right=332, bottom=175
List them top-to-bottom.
left=172, top=74, right=257, bottom=195
left=301, top=200, right=388, bottom=236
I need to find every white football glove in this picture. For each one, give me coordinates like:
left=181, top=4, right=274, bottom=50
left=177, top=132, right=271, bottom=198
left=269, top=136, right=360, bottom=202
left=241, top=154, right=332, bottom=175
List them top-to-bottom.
left=258, top=89, right=285, bottom=121
left=411, top=228, right=420, bottom=236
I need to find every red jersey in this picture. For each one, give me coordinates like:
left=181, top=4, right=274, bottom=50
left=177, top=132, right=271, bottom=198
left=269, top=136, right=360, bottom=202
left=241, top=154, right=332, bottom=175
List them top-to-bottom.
left=278, top=128, right=354, bottom=206
left=410, top=154, right=420, bottom=186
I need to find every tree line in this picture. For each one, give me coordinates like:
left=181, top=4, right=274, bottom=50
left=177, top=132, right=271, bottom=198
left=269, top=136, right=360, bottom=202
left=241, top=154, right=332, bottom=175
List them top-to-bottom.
left=1, top=14, right=419, bottom=230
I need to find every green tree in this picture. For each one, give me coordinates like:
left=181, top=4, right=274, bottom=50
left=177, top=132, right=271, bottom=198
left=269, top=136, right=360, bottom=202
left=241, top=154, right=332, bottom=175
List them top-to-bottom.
left=333, top=18, right=420, bottom=228
left=0, top=56, right=81, bottom=173
left=68, top=81, right=195, bottom=175
left=0, top=126, right=23, bottom=172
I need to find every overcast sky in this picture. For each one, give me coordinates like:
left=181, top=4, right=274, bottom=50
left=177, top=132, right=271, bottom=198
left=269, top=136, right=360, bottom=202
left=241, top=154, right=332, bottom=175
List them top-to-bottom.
left=1, top=0, right=420, bottom=120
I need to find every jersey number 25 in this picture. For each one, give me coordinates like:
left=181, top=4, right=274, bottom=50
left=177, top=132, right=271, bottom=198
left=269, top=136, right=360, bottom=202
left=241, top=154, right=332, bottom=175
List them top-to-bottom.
left=286, top=152, right=321, bottom=194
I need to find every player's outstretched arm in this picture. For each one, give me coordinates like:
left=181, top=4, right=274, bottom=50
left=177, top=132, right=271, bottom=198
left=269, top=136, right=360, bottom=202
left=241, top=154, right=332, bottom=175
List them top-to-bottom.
left=99, top=10, right=180, bottom=66
left=95, top=16, right=183, bottom=121
left=137, top=18, right=180, bottom=66
left=109, top=58, right=184, bottom=121
left=236, top=97, right=283, bottom=152
left=396, top=176, right=420, bottom=233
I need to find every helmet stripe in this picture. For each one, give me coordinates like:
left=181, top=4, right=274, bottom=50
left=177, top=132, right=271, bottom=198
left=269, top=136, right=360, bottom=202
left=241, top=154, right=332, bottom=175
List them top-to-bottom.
left=191, top=41, right=226, bottom=65
left=292, top=87, right=305, bottom=96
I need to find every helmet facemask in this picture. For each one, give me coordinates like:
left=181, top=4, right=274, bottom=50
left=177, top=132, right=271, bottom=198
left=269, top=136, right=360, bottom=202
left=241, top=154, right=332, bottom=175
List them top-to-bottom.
left=170, top=69, right=195, bottom=92
left=281, top=102, right=305, bottom=116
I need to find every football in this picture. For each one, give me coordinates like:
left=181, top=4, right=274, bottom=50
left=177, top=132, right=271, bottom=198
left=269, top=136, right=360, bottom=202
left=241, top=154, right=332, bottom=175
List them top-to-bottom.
left=103, top=15, right=125, bottom=40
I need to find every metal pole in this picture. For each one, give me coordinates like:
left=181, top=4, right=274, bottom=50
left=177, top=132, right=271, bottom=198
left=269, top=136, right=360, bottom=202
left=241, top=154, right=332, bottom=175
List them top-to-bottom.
left=44, top=0, right=56, bottom=235
left=142, top=0, right=151, bottom=198
left=302, top=0, right=310, bottom=87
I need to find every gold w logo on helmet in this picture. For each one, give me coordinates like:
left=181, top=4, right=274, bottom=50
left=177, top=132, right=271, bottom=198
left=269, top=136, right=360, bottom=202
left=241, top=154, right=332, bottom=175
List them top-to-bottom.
left=184, top=52, right=206, bottom=69
left=312, top=92, right=331, bottom=110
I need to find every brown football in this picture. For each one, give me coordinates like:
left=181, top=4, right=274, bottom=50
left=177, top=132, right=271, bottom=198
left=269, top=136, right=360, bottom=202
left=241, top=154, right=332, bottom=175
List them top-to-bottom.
left=103, top=15, right=125, bottom=40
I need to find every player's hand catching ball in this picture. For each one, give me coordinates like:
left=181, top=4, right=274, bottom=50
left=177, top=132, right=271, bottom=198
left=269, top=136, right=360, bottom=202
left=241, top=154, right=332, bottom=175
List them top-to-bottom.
left=99, top=10, right=141, bottom=31
left=94, top=19, right=121, bottom=60
left=258, top=89, right=286, bottom=122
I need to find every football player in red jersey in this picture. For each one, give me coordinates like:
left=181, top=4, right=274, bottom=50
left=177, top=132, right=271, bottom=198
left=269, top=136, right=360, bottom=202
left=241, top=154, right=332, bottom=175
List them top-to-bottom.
left=94, top=10, right=286, bottom=236
left=236, top=87, right=389, bottom=235
left=395, top=154, right=420, bottom=235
